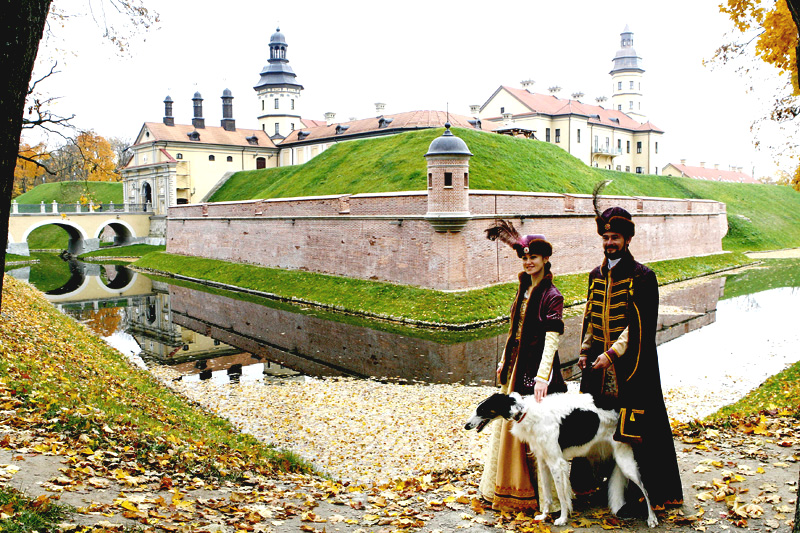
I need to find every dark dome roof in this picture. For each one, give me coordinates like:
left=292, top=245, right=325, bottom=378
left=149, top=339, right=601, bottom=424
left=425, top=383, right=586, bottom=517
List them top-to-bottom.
left=270, top=27, right=286, bottom=44
left=222, top=88, right=232, bottom=97
left=425, top=124, right=472, bottom=157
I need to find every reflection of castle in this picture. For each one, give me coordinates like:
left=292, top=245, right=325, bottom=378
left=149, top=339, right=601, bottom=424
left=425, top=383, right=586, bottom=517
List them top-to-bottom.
left=126, top=281, right=240, bottom=363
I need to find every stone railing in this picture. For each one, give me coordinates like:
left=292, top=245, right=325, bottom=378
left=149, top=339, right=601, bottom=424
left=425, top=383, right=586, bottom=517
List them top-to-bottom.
left=11, top=201, right=153, bottom=214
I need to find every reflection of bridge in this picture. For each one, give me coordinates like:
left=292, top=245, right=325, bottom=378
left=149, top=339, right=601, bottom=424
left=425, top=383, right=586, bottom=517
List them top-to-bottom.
left=7, top=201, right=155, bottom=256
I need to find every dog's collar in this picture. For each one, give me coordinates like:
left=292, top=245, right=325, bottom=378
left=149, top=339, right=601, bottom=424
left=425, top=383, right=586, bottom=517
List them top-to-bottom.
left=513, top=411, right=528, bottom=423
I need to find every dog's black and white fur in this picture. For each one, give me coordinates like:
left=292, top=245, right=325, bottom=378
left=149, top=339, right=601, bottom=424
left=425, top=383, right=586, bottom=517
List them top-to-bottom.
left=465, top=392, right=657, bottom=527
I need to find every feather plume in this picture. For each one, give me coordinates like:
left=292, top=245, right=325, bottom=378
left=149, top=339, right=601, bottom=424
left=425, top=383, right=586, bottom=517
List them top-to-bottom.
left=592, top=179, right=612, bottom=217
left=485, top=219, right=522, bottom=247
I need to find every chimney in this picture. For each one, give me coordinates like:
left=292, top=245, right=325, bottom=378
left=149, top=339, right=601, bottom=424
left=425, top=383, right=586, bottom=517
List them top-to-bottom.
left=520, top=79, right=535, bottom=90
left=548, top=86, right=562, bottom=95
left=220, top=89, right=235, bottom=131
left=571, top=91, right=585, bottom=100
left=192, top=92, right=205, bottom=129
left=163, top=96, right=174, bottom=126
left=595, top=96, right=608, bottom=106
left=375, top=102, right=386, bottom=115
left=469, top=104, right=480, bottom=115
left=324, top=111, right=336, bottom=126
left=502, top=112, right=512, bottom=125
left=680, top=159, right=686, bottom=165
left=700, top=162, right=705, bottom=168
left=714, top=163, right=719, bottom=170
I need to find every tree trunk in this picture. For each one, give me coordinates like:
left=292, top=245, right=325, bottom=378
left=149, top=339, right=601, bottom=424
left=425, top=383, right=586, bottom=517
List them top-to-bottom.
left=787, top=0, right=800, bottom=93
left=0, top=1, right=52, bottom=309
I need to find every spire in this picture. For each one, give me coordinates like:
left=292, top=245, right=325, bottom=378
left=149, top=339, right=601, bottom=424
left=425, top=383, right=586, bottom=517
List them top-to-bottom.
left=610, top=25, right=643, bottom=74
left=254, top=27, right=304, bottom=91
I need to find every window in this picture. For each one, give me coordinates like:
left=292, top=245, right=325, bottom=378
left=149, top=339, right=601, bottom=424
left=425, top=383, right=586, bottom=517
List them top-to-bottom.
left=617, top=81, right=622, bottom=90
left=629, top=81, right=634, bottom=89
left=274, top=99, right=279, bottom=109
left=291, top=99, right=295, bottom=110
left=262, top=100, right=265, bottom=111
left=629, top=101, right=634, bottom=110
left=618, top=105, right=622, bottom=111
left=500, top=106, right=505, bottom=114
left=274, top=123, right=280, bottom=135
left=290, top=123, right=295, bottom=131
left=262, top=124, right=265, bottom=131
left=546, top=128, right=551, bottom=142
left=555, top=129, right=560, bottom=143
left=577, top=129, right=581, bottom=143
left=594, top=135, right=599, bottom=150
left=617, top=139, right=621, bottom=152
left=626, top=140, right=630, bottom=154
left=636, top=141, right=642, bottom=154
left=655, top=142, right=658, bottom=154
left=176, top=153, right=183, bottom=160
left=208, top=155, right=215, bottom=161
left=226, top=156, right=233, bottom=162
left=256, top=157, right=266, bottom=169
left=616, top=165, right=621, bottom=171
left=626, top=166, right=630, bottom=172
left=636, top=167, right=643, bottom=174
left=444, top=172, right=453, bottom=187
left=464, top=172, right=469, bottom=188
left=428, top=173, right=432, bottom=188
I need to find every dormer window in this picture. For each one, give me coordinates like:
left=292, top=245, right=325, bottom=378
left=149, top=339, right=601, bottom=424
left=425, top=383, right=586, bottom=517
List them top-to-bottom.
left=378, top=117, right=394, bottom=128
left=467, top=119, right=482, bottom=130
left=335, top=124, right=350, bottom=135
left=187, top=131, right=201, bottom=141
left=297, top=131, right=311, bottom=140
left=246, top=135, right=259, bottom=145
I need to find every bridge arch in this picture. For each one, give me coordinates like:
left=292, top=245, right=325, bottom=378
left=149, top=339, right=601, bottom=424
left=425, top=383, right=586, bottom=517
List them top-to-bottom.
left=94, top=219, right=138, bottom=246
left=22, top=220, right=92, bottom=254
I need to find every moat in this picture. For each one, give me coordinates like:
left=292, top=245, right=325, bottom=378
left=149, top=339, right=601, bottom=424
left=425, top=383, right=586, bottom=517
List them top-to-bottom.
left=7, top=256, right=800, bottom=390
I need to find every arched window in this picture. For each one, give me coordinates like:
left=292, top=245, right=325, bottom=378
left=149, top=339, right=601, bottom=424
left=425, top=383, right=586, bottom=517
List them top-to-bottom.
left=176, top=153, right=183, bottom=160
left=209, top=155, right=215, bottom=161
left=226, top=156, right=233, bottom=162
left=256, top=157, right=266, bottom=169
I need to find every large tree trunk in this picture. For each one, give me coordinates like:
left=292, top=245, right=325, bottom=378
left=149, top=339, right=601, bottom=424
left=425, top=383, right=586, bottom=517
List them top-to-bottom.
left=0, top=1, right=52, bottom=309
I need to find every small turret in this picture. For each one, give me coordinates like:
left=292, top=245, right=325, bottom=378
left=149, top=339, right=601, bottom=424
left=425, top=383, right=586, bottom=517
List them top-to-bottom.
left=221, top=89, right=235, bottom=131
left=192, top=92, right=205, bottom=129
left=163, top=96, right=174, bottom=126
left=424, top=123, right=473, bottom=232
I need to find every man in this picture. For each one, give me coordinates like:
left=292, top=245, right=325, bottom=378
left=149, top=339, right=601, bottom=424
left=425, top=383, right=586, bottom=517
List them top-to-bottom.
left=573, top=204, right=683, bottom=513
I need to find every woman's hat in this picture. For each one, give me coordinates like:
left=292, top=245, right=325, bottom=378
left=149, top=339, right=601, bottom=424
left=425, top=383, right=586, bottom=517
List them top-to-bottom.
left=485, top=220, right=553, bottom=257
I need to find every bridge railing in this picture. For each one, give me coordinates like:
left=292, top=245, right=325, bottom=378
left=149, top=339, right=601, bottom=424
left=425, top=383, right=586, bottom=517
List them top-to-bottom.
left=11, top=201, right=153, bottom=214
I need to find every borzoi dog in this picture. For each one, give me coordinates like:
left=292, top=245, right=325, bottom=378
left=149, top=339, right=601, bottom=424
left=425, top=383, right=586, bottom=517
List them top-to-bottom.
left=465, top=392, right=657, bottom=527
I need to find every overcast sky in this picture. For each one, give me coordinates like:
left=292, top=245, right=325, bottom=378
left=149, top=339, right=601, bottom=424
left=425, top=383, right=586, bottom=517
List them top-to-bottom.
left=31, top=0, right=792, bottom=179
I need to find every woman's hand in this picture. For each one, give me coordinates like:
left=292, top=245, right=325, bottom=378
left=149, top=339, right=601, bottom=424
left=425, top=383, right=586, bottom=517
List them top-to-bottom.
left=496, top=361, right=503, bottom=381
left=534, top=381, right=548, bottom=403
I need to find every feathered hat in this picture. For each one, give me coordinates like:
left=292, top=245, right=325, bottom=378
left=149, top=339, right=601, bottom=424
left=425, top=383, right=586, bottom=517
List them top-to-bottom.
left=593, top=180, right=635, bottom=237
left=485, top=220, right=552, bottom=258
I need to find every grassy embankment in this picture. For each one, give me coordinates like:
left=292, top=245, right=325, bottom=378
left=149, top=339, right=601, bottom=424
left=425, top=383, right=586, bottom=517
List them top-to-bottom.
left=14, top=182, right=124, bottom=250
left=136, top=250, right=753, bottom=327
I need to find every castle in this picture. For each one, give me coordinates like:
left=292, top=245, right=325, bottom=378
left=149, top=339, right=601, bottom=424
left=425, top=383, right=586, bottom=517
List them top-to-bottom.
left=121, top=26, right=664, bottom=219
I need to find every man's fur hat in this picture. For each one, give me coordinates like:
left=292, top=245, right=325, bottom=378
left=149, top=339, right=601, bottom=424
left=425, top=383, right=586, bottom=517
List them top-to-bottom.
left=593, top=180, right=635, bottom=237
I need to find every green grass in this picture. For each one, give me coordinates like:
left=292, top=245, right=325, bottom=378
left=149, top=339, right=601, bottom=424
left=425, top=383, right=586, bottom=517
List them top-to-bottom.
left=208, top=128, right=800, bottom=252
left=14, top=181, right=123, bottom=204
left=25, top=225, right=70, bottom=250
left=79, top=244, right=166, bottom=259
left=135, top=251, right=753, bottom=326
left=4, top=254, right=34, bottom=263
left=717, top=257, right=800, bottom=299
left=708, top=359, right=800, bottom=421
left=0, top=486, right=71, bottom=533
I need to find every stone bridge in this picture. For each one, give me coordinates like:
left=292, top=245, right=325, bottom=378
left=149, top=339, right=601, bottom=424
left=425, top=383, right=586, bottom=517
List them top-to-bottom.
left=7, top=201, right=155, bottom=256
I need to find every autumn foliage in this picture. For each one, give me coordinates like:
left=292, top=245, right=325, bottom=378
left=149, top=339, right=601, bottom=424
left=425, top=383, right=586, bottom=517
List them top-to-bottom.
left=13, top=141, right=49, bottom=197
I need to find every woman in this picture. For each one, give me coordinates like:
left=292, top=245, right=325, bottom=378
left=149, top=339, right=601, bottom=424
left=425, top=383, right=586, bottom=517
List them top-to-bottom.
left=480, top=220, right=568, bottom=512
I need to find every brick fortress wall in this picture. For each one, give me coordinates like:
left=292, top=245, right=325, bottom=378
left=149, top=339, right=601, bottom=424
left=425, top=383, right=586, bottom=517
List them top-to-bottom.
left=166, top=190, right=727, bottom=291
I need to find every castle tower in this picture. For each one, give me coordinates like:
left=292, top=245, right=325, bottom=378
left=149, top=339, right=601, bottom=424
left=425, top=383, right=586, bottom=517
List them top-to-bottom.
left=610, top=25, right=645, bottom=120
left=254, top=27, right=303, bottom=139
left=424, top=123, right=472, bottom=232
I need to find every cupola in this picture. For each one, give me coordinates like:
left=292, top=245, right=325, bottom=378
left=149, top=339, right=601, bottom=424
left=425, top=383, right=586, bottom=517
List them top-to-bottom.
left=424, top=123, right=472, bottom=232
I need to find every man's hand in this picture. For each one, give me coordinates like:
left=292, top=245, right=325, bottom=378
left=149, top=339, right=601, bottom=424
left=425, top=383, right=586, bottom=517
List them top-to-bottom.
left=592, top=353, right=611, bottom=370
left=578, top=355, right=588, bottom=369
left=496, top=361, right=503, bottom=380
left=534, top=381, right=548, bottom=403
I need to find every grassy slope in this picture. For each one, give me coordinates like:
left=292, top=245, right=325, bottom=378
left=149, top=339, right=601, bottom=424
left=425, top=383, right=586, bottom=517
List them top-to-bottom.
left=210, top=128, right=800, bottom=252
left=14, top=181, right=123, bottom=204
left=135, top=250, right=753, bottom=326
left=0, top=275, right=309, bottom=478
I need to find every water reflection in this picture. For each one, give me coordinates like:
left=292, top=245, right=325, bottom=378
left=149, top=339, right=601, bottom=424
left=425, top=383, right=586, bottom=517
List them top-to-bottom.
left=8, top=258, right=743, bottom=387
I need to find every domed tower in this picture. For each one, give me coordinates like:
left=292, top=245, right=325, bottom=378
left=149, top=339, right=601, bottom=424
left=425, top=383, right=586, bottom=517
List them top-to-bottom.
left=610, top=25, right=645, bottom=120
left=254, top=27, right=303, bottom=139
left=424, top=124, right=472, bottom=232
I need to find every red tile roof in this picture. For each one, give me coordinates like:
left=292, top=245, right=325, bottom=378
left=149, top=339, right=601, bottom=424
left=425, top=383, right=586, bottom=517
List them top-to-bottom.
left=488, top=86, right=663, bottom=133
left=280, top=110, right=485, bottom=144
left=136, top=122, right=277, bottom=149
left=665, top=163, right=757, bottom=183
